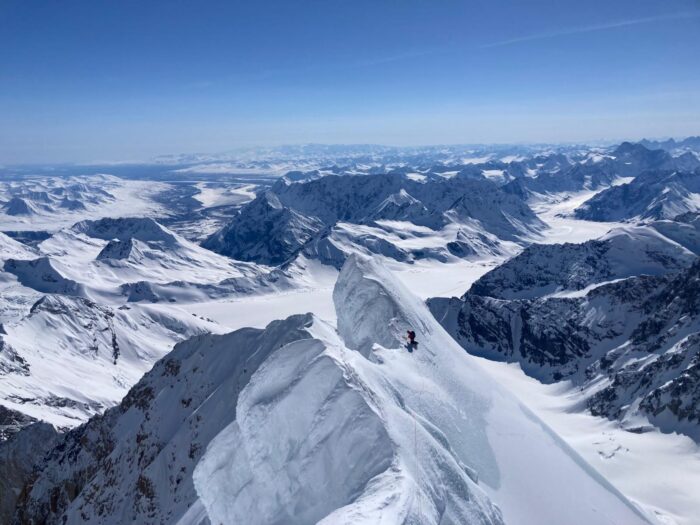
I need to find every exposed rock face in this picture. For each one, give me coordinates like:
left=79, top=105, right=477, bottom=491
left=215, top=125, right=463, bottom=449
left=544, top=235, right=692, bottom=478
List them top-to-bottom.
left=575, top=169, right=700, bottom=221
left=204, top=173, right=545, bottom=266
left=203, top=192, right=325, bottom=265
left=96, top=238, right=138, bottom=260
left=431, top=256, right=700, bottom=440
left=0, top=422, right=59, bottom=523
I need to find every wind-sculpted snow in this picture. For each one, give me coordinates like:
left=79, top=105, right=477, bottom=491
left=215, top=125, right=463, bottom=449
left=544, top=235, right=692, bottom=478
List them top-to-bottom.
left=205, top=172, right=545, bottom=267
left=468, top=223, right=700, bottom=300
left=10, top=256, right=652, bottom=525
left=12, top=314, right=331, bottom=524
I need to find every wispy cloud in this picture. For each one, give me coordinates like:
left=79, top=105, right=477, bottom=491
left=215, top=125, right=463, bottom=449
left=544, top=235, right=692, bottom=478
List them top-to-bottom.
left=480, top=10, right=700, bottom=49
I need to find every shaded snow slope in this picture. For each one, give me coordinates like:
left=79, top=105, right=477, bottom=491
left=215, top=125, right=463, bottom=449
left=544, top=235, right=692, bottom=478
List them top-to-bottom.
left=468, top=222, right=700, bottom=300
left=0, top=233, right=37, bottom=261
left=3, top=257, right=85, bottom=296
left=0, top=294, right=216, bottom=428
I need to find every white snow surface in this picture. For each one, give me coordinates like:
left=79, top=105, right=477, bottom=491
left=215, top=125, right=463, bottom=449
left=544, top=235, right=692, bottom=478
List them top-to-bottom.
left=0, top=175, right=168, bottom=232
left=192, top=255, right=654, bottom=525
left=477, top=359, right=700, bottom=525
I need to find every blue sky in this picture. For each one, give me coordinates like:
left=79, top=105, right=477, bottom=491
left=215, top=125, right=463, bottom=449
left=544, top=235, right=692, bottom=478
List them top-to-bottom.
left=1, top=0, right=699, bottom=163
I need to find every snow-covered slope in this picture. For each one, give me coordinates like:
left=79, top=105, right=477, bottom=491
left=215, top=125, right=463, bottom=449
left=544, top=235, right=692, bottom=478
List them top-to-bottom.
left=575, top=169, right=700, bottom=221
left=205, top=173, right=545, bottom=267
left=0, top=175, right=167, bottom=232
left=33, top=217, right=266, bottom=296
left=467, top=222, right=700, bottom=299
left=0, top=232, right=36, bottom=261
left=12, top=256, right=653, bottom=525
left=430, top=256, right=700, bottom=441
left=3, top=257, right=85, bottom=296
left=0, top=293, right=217, bottom=429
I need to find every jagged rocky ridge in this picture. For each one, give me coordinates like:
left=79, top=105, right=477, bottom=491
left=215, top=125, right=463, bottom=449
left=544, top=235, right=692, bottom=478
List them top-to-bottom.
left=503, top=141, right=697, bottom=199
left=575, top=168, right=700, bottom=221
left=204, top=172, right=545, bottom=266
left=468, top=221, right=700, bottom=299
left=430, top=231, right=700, bottom=441
left=7, top=256, right=651, bottom=525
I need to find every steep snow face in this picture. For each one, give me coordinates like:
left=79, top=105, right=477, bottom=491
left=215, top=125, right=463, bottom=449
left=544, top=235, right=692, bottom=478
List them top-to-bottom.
left=468, top=223, right=699, bottom=300
left=329, top=256, right=652, bottom=525
left=12, top=257, right=653, bottom=525
left=0, top=294, right=216, bottom=428
left=193, top=334, right=498, bottom=525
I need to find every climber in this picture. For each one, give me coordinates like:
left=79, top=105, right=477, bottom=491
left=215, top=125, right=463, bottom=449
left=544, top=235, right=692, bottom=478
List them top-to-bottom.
left=406, top=330, right=418, bottom=352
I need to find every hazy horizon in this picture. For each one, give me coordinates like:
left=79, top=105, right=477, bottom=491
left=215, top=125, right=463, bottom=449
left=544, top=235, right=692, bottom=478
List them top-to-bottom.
left=2, top=0, right=699, bottom=164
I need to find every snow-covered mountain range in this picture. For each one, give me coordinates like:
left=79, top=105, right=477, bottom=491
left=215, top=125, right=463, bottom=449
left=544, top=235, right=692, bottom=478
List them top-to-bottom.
left=2, top=139, right=700, bottom=524
left=204, top=173, right=545, bottom=267
left=429, top=217, right=700, bottom=441
left=6, top=256, right=654, bottom=525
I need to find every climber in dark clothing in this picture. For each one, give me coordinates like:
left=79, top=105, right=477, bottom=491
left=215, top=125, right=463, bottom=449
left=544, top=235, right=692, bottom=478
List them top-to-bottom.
left=406, top=330, right=418, bottom=352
